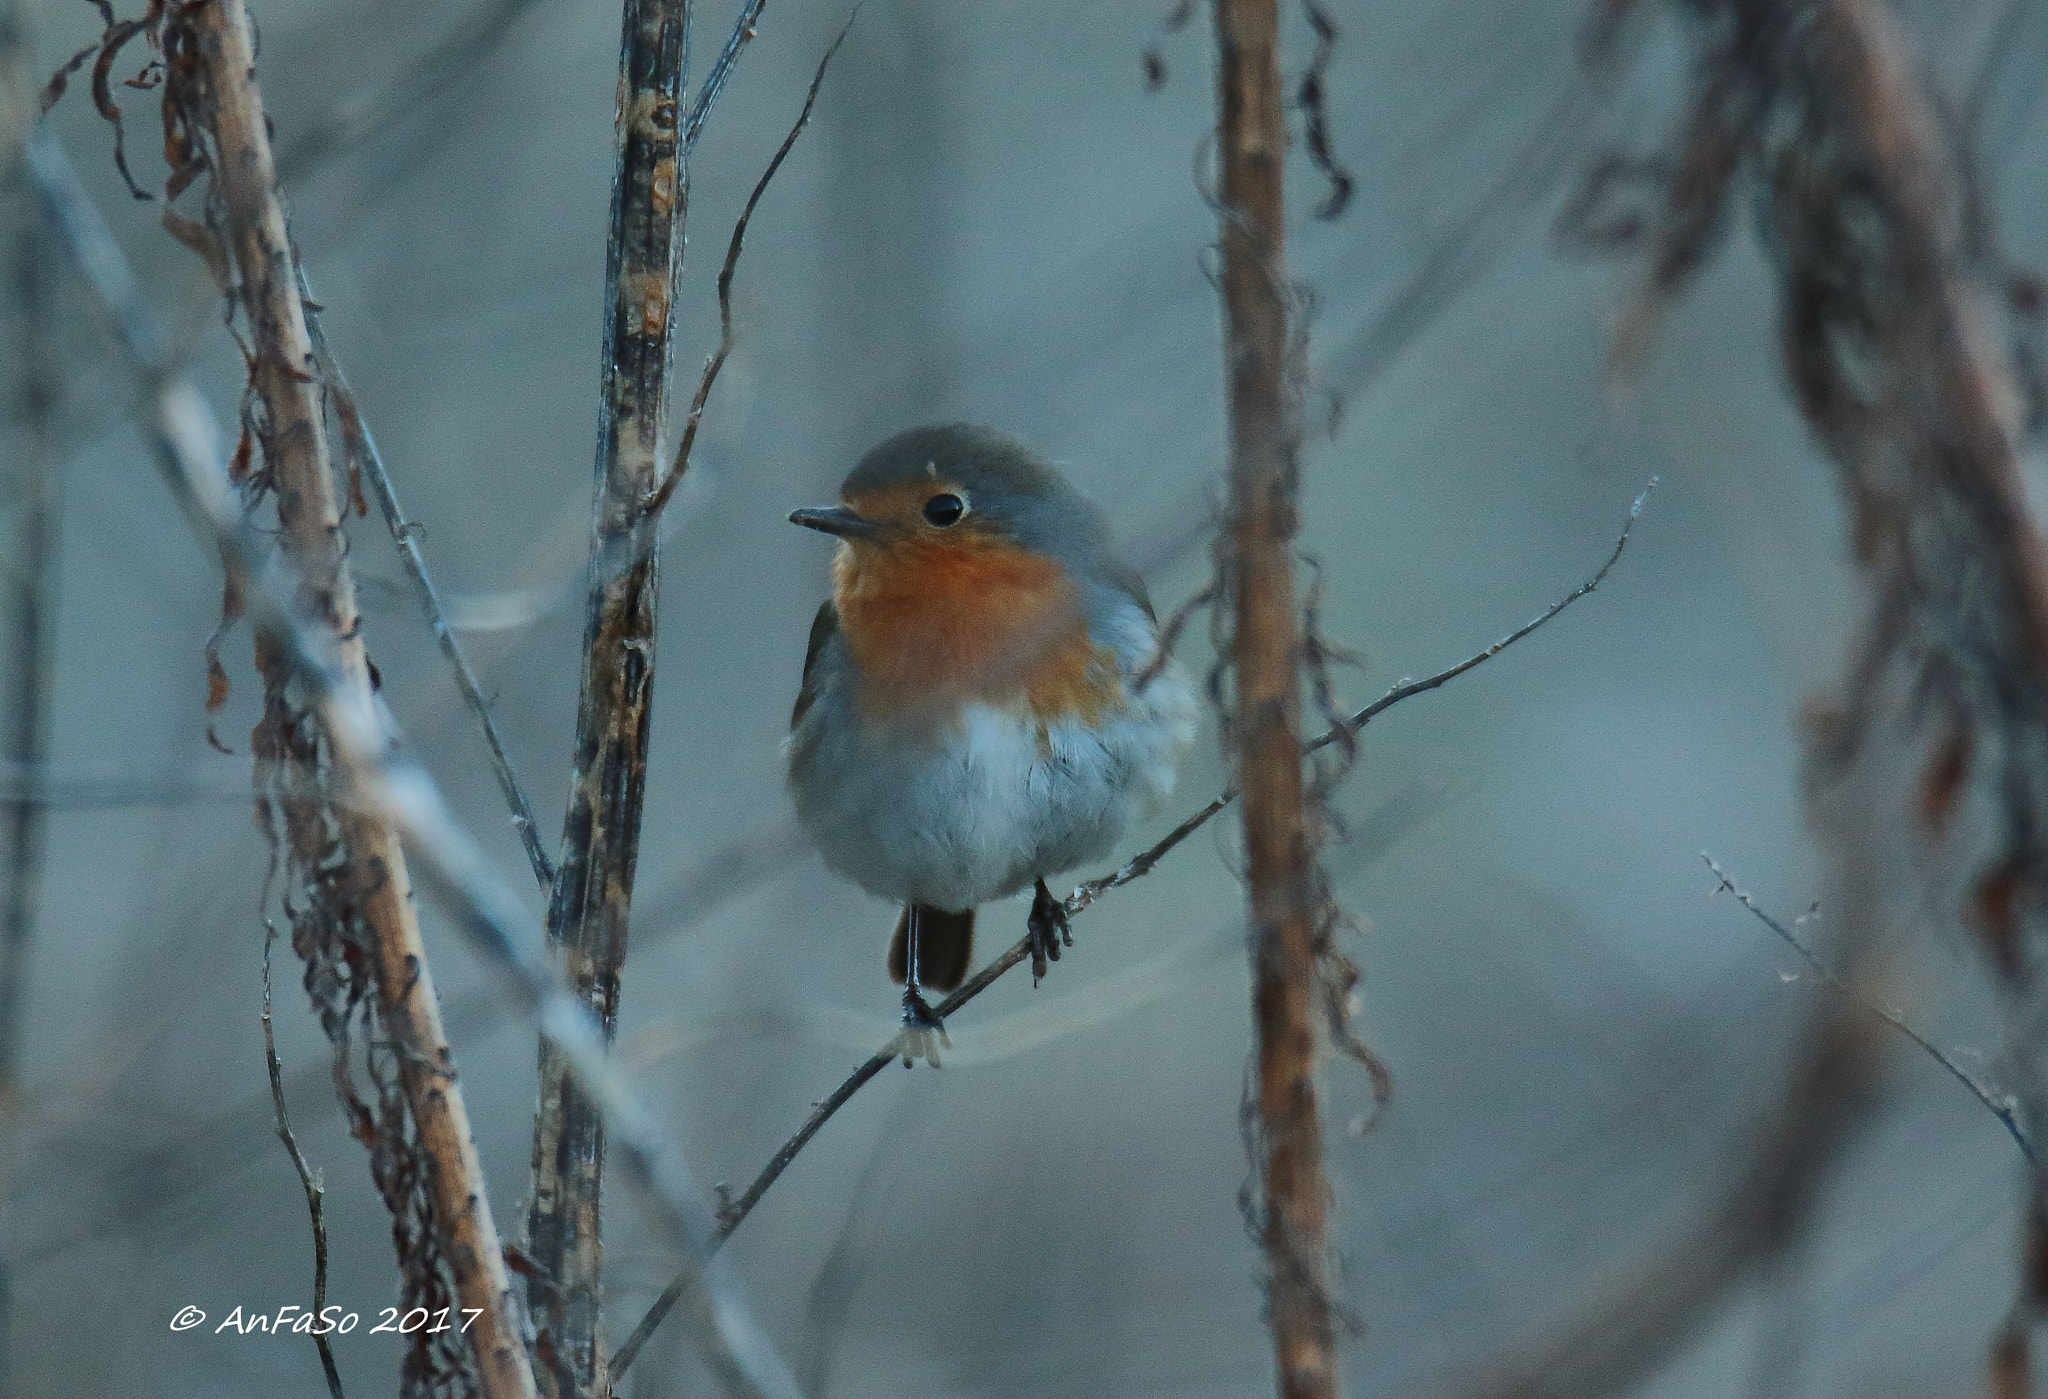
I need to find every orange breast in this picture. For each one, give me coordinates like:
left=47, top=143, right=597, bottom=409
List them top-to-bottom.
left=832, top=534, right=1121, bottom=726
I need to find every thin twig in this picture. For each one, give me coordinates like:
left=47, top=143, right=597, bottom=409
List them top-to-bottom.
left=681, top=0, right=770, bottom=151
left=643, top=16, right=849, bottom=521
left=297, top=264, right=556, bottom=892
left=1306, top=479, right=1654, bottom=756
left=608, top=487, right=1652, bottom=1382
left=1702, top=852, right=2034, bottom=1163
left=262, top=928, right=346, bottom=1399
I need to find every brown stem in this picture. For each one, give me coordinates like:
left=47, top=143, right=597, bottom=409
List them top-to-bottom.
left=1212, top=3, right=1338, bottom=1396
left=528, top=4, right=687, bottom=1395
left=181, top=7, right=536, bottom=1398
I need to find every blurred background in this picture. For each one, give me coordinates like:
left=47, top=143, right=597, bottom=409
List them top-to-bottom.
left=2, top=0, right=2044, bottom=1394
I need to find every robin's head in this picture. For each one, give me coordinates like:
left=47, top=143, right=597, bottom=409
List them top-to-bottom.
left=788, top=424, right=1109, bottom=566
left=790, top=425, right=1146, bottom=719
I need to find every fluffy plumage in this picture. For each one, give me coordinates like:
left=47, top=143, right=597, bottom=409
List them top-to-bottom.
left=786, top=425, right=1197, bottom=980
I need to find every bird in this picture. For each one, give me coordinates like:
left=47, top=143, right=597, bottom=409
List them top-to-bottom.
left=785, top=424, right=1198, bottom=1061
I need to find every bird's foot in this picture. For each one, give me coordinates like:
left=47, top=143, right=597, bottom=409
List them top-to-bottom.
left=1028, top=879, right=1073, bottom=985
left=895, top=987, right=950, bottom=1068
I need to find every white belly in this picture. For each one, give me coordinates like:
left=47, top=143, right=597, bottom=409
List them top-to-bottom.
left=790, top=678, right=1194, bottom=911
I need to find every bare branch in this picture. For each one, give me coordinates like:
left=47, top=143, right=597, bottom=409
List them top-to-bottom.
left=682, top=0, right=769, bottom=151
left=1210, top=1, right=1341, bottom=1391
left=526, top=3, right=689, bottom=1393
left=170, top=5, right=536, bottom=1393
left=643, top=17, right=849, bottom=521
left=30, top=119, right=806, bottom=1399
left=297, top=264, right=557, bottom=892
left=609, top=484, right=1651, bottom=1382
left=1702, top=852, right=2034, bottom=1163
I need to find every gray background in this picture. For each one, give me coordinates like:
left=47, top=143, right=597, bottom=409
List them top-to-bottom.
left=3, top=0, right=2042, bottom=1394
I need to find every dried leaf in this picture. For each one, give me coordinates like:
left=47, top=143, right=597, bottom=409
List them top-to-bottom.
left=162, top=207, right=231, bottom=292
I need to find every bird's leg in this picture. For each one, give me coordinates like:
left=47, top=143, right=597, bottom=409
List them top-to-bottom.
left=1028, top=878, right=1073, bottom=985
left=898, top=904, right=949, bottom=1067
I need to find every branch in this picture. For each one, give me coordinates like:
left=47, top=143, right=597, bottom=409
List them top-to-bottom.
left=682, top=0, right=770, bottom=151
left=1211, top=1, right=1340, bottom=1392
left=526, top=2, right=689, bottom=1393
left=170, top=7, right=537, bottom=1395
left=643, top=16, right=848, bottom=521
left=31, top=120, right=806, bottom=1399
left=296, top=264, right=557, bottom=892
left=608, top=488, right=1652, bottom=1382
left=1702, top=852, right=2034, bottom=1163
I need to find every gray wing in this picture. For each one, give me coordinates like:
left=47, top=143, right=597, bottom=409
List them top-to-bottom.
left=1094, top=557, right=1157, bottom=623
left=791, top=600, right=838, bottom=731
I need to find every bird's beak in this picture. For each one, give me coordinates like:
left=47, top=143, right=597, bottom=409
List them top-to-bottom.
left=788, top=505, right=884, bottom=539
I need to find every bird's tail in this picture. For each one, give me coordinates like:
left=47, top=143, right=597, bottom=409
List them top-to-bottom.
left=888, top=905, right=975, bottom=993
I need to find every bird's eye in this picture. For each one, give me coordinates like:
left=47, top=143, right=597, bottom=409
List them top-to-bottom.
left=922, top=493, right=966, bottom=528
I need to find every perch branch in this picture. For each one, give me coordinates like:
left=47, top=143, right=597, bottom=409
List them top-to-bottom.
left=608, top=487, right=1651, bottom=1381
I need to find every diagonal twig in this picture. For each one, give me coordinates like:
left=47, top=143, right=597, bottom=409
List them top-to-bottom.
left=643, top=15, right=849, bottom=521
left=296, top=263, right=556, bottom=892
left=608, top=484, right=1653, bottom=1380
left=1702, top=852, right=2034, bottom=1163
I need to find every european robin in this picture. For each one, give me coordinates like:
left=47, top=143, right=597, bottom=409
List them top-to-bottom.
left=786, top=424, right=1198, bottom=1060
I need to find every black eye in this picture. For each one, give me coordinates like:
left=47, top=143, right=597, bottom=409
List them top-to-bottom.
left=922, top=493, right=966, bottom=527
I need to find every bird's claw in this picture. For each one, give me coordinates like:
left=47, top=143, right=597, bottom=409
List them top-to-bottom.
left=1028, top=879, right=1073, bottom=985
left=896, top=987, right=950, bottom=1067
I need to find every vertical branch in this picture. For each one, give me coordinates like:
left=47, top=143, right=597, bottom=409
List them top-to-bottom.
left=527, top=4, right=687, bottom=1395
left=1211, top=4, right=1339, bottom=1398
left=174, top=6, right=537, bottom=1398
